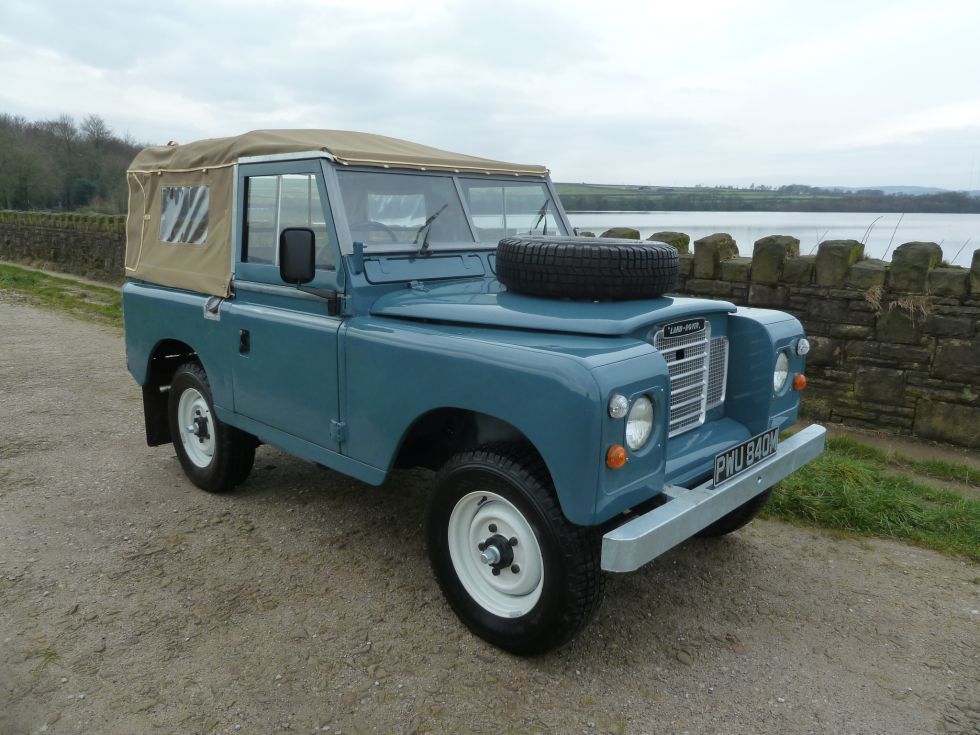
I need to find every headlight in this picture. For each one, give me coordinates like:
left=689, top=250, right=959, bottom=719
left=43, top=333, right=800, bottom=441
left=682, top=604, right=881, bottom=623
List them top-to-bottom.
left=796, top=338, right=811, bottom=356
left=773, top=351, right=790, bottom=393
left=626, top=396, right=654, bottom=450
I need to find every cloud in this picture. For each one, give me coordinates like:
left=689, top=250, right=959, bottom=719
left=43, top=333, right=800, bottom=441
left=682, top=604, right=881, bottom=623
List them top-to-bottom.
left=1, top=0, right=978, bottom=188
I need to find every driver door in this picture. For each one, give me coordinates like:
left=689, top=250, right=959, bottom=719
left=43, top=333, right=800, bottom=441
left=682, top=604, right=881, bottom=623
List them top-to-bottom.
left=225, top=160, right=345, bottom=451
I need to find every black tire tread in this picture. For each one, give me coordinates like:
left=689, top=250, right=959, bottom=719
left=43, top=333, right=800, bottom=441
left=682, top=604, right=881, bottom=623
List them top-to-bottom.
left=496, top=236, right=678, bottom=301
left=168, top=362, right=256, bottom=494
left=429, top=443, right=603, bottom=655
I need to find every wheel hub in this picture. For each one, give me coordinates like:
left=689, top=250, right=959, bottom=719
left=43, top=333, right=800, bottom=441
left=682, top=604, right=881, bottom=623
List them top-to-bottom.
left=176, top=387, right=216, bottom=469
left=189, top=415, right=210, bottom=442
left=446, top=491, right=545, bottom=617
left=478, top=534, right=516, bottom=571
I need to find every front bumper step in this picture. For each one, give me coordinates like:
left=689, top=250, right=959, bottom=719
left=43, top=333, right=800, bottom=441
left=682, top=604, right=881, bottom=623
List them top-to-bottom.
left=600, top=424, right=826, bottom=572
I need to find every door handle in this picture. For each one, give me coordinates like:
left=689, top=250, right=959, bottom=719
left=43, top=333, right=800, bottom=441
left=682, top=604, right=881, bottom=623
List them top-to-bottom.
left=239, top=329, right=250, bottom=354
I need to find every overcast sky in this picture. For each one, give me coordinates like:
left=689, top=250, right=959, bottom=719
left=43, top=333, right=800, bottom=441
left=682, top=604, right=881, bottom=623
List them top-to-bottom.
left=2, top=0, right=979, bottom=189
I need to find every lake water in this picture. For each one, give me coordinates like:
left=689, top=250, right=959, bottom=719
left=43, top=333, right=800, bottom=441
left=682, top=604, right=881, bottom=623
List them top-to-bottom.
left=566, top=211, right=979, bottom=267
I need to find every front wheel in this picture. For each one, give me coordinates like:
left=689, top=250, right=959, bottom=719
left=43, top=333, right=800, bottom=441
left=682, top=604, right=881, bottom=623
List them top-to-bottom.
left=167, top=362, right=256, bottom=493
left=426, top=446, right=603, bottom=655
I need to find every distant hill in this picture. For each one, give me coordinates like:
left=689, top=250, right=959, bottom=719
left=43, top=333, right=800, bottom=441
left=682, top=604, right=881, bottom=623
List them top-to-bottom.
left=554, top=182, right=980, bottom=214
left=830, top=186, right=980, bottom=197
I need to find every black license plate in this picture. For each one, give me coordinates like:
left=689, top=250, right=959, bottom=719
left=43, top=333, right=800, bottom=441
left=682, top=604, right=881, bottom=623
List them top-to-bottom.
left=713, top=428, right=779, bottom=486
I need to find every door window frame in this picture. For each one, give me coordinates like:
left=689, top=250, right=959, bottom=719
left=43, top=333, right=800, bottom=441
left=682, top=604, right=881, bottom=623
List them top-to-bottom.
left=235, top=160, right=344, bottom=291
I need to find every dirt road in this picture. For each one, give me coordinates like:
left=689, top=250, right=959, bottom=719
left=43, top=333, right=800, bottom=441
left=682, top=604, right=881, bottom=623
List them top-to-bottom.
left=1, top=296, right=977, bottom=735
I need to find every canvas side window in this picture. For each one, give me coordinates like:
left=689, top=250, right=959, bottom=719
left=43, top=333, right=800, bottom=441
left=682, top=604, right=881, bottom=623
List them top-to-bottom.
left=244, top=174, right=333, bottom=269
left=160, top=186, right=209, bottom=244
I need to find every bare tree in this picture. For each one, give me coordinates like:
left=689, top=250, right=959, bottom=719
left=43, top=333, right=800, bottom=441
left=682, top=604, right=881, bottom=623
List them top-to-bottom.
left=47, top=113, right=79, bottom=151
left=81, top=114, right=112, bottom=149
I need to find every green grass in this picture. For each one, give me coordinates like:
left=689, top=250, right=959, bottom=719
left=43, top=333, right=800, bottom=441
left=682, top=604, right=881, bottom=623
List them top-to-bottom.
left=0, top=264, right=121, bottom=326
left=826, top=435, right=980, bottom=487
left=764, top=436, right=980, bottom=561
left=31, top=646, right=61, bottom=676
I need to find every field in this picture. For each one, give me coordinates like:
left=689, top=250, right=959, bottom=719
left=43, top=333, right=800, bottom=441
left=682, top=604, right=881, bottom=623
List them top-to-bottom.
left=555, top=183, right=980, bottom=214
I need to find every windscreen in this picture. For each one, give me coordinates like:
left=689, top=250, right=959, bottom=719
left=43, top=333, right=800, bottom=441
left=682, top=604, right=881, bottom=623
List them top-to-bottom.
left=336, top=170, right=474, bottom=250
left=459, top=179, right=567, bottom=241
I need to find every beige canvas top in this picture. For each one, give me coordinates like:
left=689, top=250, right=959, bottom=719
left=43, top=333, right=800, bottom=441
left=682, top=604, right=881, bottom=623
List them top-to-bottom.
left=129, top=129, right=549, bottom=176
left=125, top=130, right=548, bottom=297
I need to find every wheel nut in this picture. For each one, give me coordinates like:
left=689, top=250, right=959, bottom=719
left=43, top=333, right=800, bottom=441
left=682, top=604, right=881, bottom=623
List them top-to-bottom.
left=488, top=524, right=497, bottom=533
left=509, top=537, right=518, bottom=547
left=477, top=542, right=486, bottom=551
left=511, top=564, right=520, bottom=574
left=491, top=567, right=500, bottom=576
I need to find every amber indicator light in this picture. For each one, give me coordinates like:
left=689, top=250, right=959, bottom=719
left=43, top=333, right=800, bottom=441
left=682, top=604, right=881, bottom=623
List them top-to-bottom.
left=793, top=373, right=808, bottom=391
left=606, top=444, right=627, bottom=469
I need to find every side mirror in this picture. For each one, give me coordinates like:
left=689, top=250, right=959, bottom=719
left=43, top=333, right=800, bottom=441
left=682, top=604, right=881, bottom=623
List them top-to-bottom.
left=279, top=227, right=315, bottom=284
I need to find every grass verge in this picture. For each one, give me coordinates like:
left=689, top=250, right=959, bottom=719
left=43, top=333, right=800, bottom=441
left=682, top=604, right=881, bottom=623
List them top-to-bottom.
left=0, top=264, right=121, bottom=326
left=826, top=434, right=980, bottom=487
left=764, top=436, right=980, bottom=561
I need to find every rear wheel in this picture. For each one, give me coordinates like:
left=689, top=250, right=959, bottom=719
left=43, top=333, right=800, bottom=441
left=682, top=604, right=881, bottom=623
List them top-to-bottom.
left=168, top=362, right=255, bottom=493
left=427, top=445, right=603, bottom=655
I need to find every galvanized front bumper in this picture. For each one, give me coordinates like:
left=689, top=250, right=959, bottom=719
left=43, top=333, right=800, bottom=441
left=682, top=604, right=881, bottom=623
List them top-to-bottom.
left=601, top=424, right=826, bottom=572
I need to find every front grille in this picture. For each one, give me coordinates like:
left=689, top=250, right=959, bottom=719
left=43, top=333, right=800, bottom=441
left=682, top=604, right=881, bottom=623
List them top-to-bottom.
left=653, top=323, right=729, bottom=438
left=706, top=336, right=728, bottom=409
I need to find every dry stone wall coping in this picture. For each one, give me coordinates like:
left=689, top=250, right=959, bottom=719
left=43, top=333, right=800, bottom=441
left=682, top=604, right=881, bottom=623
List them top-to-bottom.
left=599, top=227, right=640, bottom=240
left=648, top=231, right=690, bottom=253
left=693, top=233, right=739, bottom=279
left=815, top=240, right=864, bottom=286
left=890, top=241, right=943, bottom=292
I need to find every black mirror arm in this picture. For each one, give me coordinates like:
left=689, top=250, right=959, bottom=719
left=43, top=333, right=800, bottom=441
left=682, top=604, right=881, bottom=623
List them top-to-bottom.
left=297, top=285, right=341, bottom=316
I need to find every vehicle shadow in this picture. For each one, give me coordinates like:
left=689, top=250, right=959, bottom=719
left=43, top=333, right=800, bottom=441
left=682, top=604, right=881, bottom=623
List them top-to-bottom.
left=175, top=444, right=794, bottom=663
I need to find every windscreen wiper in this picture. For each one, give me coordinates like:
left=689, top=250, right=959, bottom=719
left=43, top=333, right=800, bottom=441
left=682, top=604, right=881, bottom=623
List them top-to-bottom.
left=530, top=199, right=550, bottom=236
left=414, top=203, right=448, bottom=257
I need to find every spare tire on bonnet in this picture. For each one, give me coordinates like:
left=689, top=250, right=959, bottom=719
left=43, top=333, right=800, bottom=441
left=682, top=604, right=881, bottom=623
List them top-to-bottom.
left=495, top=236, right=679, bottom=301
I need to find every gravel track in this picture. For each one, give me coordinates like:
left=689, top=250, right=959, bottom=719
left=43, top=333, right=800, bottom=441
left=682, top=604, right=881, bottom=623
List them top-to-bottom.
left=1, top=296, right=977, bottom=735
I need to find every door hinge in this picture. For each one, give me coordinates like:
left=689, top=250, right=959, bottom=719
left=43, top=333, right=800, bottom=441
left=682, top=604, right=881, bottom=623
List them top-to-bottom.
left=329, top=419, right=348, bottom=443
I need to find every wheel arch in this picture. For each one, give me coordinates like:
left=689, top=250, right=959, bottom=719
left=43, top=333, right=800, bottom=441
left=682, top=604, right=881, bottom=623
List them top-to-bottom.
left=139, top=338, right=199, bottom=447
left=393, top=407, right=552, bottom=481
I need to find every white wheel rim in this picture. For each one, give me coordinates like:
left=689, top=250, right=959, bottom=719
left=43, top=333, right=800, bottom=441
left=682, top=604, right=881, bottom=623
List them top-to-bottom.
left=177, top=387, right=215, bottom=469
left=447, top=491, right=545, bottom=618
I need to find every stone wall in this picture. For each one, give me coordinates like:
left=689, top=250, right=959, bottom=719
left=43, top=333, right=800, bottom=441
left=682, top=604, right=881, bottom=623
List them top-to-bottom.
left=0, top=211, right=126, bottom=284
left=2, top=213, right=978, bottom=447
left=644, top=229, right=978, bottom=449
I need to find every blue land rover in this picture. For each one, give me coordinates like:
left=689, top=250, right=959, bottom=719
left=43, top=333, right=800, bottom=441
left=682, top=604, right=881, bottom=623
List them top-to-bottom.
left=122, top=130, right=825, bottom=654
